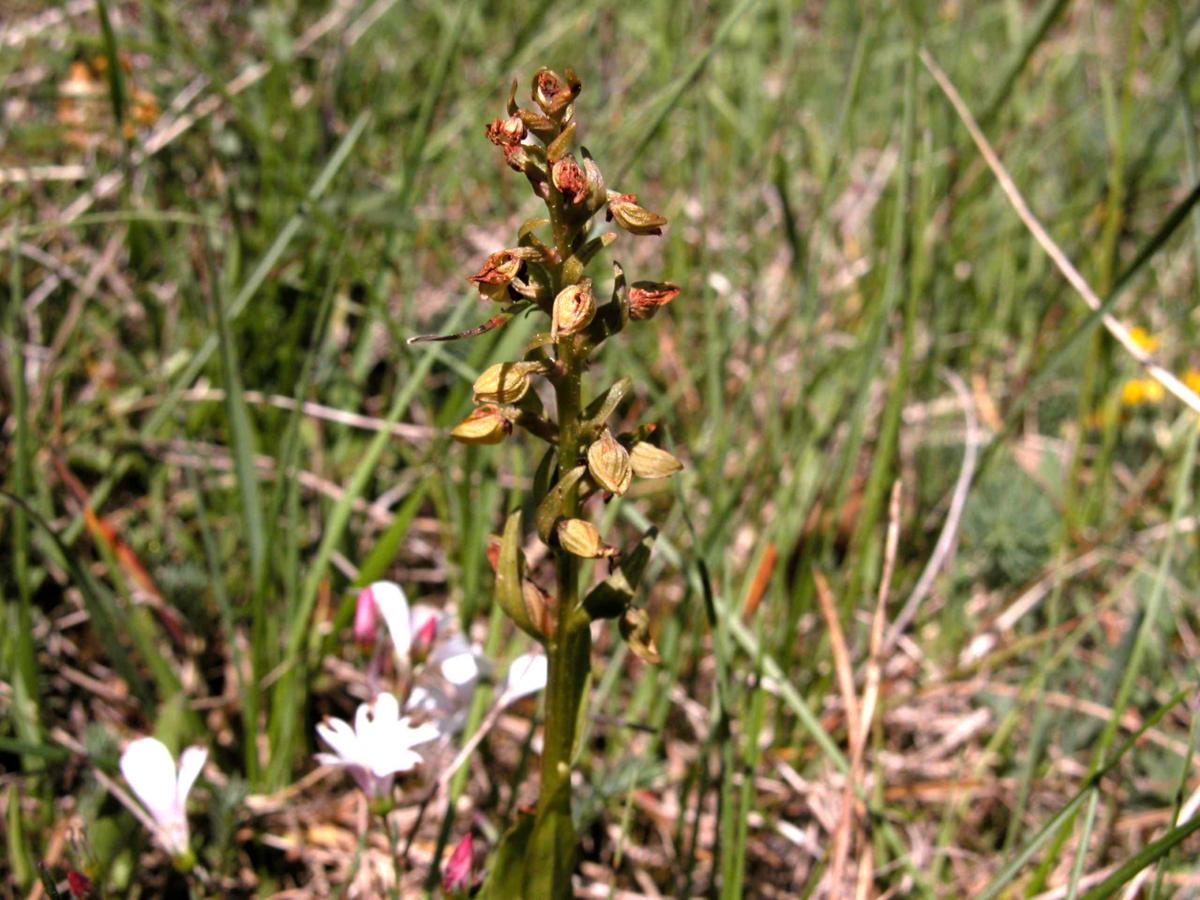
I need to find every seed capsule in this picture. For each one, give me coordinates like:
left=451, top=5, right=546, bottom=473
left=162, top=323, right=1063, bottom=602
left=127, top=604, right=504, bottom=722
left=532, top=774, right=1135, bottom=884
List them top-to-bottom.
left=606, top=192, right=667, bottom=236
left=551, top=279, right=596, bottom=338
left=628, top=282, right=680, bottom=321
left=472, top=361, right=545, bottom=404
left=451, top=404, right=513, bottom=445
left=587, top=429, right=632, bottom=495
left=629, top=442, right=683, bottom=478
left=556, top=518, right=617, bottom=558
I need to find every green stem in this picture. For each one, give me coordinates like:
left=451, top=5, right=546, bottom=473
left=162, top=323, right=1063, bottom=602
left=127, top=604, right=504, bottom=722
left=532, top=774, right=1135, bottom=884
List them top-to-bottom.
left=536, top=185, right=591, bottom=897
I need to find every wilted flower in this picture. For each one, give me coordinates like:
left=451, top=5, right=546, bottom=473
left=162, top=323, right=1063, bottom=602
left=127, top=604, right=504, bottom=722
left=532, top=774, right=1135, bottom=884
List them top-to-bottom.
left=532, top=67, right=579, bottom=117
left=485, top=115, right=526, bottom=147
left=552, top=155, right=587, bottom=206
left=606, top=192, right=667, bottom=236
left=468, top=249, right=524, bottom=301
left=551, top=280, right=596, bottom=338
left=628, top=281, right=680, bottom=321
left=451, top=404, right=513, bottom=445
left=587, top=429, right=632, bottom=495
left=629, top=441, right=683, bottom=478
left=315, top=692, right=438, bottom=801
left=119, top=737, right=207, bottom=859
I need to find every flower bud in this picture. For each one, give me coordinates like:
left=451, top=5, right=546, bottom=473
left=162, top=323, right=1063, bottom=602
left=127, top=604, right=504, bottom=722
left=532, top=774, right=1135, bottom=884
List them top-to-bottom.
left=485, top=114, right=526, bottom=147
left=552, top=155, right=587, bottom=206
left=606, top=192, right=667, bottom=235
left=467, top=250, right=523, bottom=301
left=551, top=279, right=596, bottom=338
left=628, top=281, right=680, bottom=321
left=472, top=361, right=546, bottom=404
left=451, top=404, right=512, bottom=444
left=587, top=429, right=632, bottom=496
left=629, top=442, right=683, bottom=478
left=556, top=518, right=617, bottom=558
left=353, top=586, right=378, bottom=647
left=411, top=615, right=437, bottom=665
left=442, top=832, right=476, bottom=895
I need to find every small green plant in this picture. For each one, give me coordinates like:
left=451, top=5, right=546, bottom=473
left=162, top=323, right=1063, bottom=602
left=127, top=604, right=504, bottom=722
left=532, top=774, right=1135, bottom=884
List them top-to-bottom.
left=423, top=66, right=682, bottom=896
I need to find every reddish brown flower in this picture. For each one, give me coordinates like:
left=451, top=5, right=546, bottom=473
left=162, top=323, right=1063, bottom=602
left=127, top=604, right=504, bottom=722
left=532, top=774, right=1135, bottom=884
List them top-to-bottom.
left=485, top=115, right=526, bottom=147
left=552, top=156, right=587, bottom=206
left=467, top=250, right=523, bottom=300
left=628, top=281, right=680, bottom=320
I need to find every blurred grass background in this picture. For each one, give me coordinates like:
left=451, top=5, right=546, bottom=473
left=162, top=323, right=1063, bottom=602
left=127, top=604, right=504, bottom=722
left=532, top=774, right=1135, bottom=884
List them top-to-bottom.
left=4, top=0, right=1200, bottom=896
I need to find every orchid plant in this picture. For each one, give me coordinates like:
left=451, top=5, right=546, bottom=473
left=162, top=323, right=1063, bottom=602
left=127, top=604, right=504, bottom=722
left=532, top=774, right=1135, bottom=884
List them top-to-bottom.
left=424, top=66, right=682, bottom=897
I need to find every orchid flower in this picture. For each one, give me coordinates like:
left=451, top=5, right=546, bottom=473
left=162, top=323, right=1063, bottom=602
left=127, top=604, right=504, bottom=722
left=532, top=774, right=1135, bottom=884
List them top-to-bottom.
left=315, top=692, right=439, bottom=801
left=119, top=736, right=207, bottom=859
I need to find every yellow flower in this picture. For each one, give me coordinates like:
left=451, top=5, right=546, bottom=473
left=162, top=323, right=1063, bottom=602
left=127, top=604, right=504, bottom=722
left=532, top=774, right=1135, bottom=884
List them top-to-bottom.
left=1128, top=327, right=1159, bottom=354
left=1183, top=368, right=1200, bottom=395
left=1120, top=377, right=1165, bottom=406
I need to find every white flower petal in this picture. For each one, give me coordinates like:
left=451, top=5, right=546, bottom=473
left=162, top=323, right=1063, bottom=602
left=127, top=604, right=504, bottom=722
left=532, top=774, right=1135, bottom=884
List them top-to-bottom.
left=370, top=581, right=412, bottom=659
left=436, top=635, right=481, bottom=687
left=502, top=653, right=548, bottom=703
left=370, top=692, right=402, bottom=727
left=317, top=717, right=362, bottom=765
left=120, top=737, right=179, bottom=825
left=175, top=747, right=207, bottom=814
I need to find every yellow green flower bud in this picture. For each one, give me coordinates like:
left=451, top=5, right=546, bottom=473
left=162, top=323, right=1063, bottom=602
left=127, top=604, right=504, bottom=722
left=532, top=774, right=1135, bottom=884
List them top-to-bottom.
left=606, top=192, right=667, bottom=236
left=551, top=279, right=596, bottom=338
left=472, top=361, right=546, bottom=404
left=451, top=404, right=512, bottom=445
left=587, top=429, right=632, bottom=495
left=629, top=442, right=683, bottom=478
left=556, top=518, right=616, bottom=558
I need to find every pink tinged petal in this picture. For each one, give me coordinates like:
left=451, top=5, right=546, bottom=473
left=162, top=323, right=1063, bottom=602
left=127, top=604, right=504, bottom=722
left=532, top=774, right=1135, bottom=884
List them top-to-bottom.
left=370, top=581, right=412, bottom=659
left=353, top=587, right=379, bottom=646
left=502, top=654, right=548, bottom=703
left=119, top=737, right=180, bottom=826
left=175, top=747, right=207, bottom=813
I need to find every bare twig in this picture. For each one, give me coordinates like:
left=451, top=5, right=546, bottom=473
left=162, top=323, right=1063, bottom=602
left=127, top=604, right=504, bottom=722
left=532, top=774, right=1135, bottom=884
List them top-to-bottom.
left=813, top=568, right=858, bottom=894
